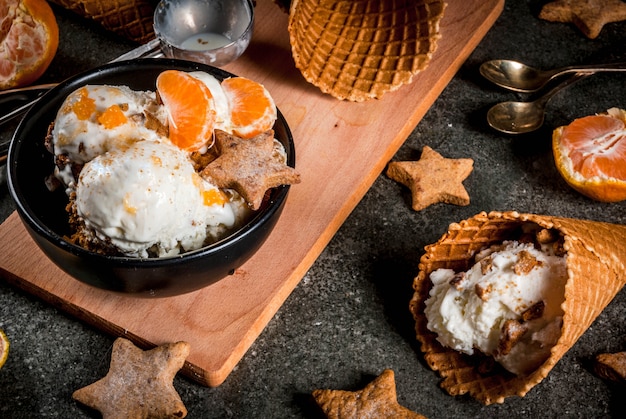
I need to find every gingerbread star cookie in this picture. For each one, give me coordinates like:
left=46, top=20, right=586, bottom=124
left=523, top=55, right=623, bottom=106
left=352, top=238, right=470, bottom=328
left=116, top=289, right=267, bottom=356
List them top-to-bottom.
left=539, top=0, right=626, bottom=39
left=201, top=129, right=301, bottom=210
left=386, top=146, right=473, bottom=211
left=73, top=338, right=190, bottom=419
left=594, top=351, right=626, bottom=384
left=312, top=369, right=427, bottom=419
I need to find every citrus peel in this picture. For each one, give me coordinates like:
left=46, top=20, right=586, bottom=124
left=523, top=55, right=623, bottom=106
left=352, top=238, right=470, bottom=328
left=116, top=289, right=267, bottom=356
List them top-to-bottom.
left=0, top=0, right=59, bottom=90
left=553, top=108, right=626, bottom=202
left=0, top=329, right=9, bottom=369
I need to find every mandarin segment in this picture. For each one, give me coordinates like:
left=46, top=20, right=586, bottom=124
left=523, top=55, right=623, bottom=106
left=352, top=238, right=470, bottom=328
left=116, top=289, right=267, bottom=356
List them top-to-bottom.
left=0, top=0, right=59, bottom=90
left=156, top=70, right=216, bottom=152
left=221, top=77, right=277, bottom=139
left=553, top=108, right=626, bottom=202
left=560, top=115, right=626, bottom=179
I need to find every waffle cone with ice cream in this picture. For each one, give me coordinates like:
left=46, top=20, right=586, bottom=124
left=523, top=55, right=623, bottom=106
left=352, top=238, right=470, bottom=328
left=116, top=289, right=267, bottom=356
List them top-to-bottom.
left=49, top=0, right=155, bottom=43
left=287, top=0, right=446, bottom=102
left=410, top=211, right=626, bottom=404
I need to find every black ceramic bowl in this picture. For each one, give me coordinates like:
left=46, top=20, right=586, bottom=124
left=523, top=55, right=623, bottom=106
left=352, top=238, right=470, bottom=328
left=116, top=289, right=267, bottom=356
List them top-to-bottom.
left=7, top=59, right=294, bottom=297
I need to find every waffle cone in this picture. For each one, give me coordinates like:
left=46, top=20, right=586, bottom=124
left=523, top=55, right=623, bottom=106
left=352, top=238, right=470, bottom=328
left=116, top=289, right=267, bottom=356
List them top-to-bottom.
left=50, top=0, right=155, bottom=43
left=288, top=0, right=446, bottom=102
left=410, top=211, right=626, bottom=404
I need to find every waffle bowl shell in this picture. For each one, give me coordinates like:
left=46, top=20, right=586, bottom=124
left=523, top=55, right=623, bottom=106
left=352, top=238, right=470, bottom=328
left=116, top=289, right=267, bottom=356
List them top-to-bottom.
left=50, top=0, right=155, bottom=43
left=288, top=0, right=446, bottom=101
left=410, top=211, right=626, bottom=404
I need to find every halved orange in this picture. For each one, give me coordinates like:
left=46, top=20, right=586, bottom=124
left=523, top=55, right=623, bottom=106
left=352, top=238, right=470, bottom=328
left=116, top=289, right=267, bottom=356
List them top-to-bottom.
left=0, top=0, right=59, bottom=90
left=156, top=70, right=216, bottom=152
left=221, top=77, right=277, bottom=139
left=553, top=108, right=626, bottom=202
left=0, top=329, right=9, bottom=369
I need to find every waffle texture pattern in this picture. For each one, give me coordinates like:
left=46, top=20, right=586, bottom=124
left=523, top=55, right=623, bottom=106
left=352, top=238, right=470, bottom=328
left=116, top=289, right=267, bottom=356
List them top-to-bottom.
left=50, top=0, right=155, bottom=43
left=288, top=0, right=446, bottom=101
left=410, top=211, right=626, bottom=404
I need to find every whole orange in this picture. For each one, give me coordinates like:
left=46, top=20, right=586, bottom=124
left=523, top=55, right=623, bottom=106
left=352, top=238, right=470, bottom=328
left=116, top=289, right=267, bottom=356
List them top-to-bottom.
left=0, top=0, right=59, bottom=90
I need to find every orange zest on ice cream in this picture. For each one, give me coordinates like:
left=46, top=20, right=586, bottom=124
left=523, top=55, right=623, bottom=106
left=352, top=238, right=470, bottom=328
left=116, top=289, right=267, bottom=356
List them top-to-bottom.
left=71, top=87, right=97, bottom=120
left=97, top=105, right=128, bottom=129
left=202, top=188, right=227, bottom=207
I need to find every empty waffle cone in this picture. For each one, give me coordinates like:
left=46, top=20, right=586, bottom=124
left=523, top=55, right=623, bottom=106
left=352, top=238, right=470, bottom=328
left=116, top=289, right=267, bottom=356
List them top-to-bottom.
left=50, top=0, right=155, bottom=43
left=288, top=0, right=446, bottom=102
left=409, top=211, right=626, bottom=404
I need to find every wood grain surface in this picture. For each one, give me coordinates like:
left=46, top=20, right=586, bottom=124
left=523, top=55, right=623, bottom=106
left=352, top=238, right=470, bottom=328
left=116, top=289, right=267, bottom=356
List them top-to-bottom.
left=0, top=0, right=504, bottom=386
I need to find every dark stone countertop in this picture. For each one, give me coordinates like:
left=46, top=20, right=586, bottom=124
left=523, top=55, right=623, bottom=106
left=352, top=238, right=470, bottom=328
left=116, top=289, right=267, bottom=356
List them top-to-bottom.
left=1, top=1, right=626, bottom=418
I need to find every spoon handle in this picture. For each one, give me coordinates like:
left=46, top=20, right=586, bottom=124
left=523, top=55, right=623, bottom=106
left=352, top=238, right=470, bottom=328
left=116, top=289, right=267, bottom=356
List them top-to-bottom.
left=481, top=60, right=626, bottom=93
left=543, top=62, right=626, bottom=86
left=554, top=62, right=626, bottom=75
left=534, top=72, right=591, bottom=106
left=0, top=84, right=58, bottom=127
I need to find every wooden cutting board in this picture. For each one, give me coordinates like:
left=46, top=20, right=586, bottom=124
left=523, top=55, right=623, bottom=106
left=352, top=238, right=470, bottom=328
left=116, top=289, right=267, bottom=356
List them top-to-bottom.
left=0, top=0, right=503, bottom=386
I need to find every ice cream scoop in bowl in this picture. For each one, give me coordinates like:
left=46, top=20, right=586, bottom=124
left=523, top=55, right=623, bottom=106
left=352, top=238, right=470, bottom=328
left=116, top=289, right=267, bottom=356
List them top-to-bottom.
left=154, top=0, right=254, bottom=67
left=7, top=59, right=295, bottom=297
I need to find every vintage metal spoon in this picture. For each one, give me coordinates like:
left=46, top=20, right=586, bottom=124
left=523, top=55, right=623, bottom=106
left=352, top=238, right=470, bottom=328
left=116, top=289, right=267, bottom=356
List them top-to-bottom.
left=480, top=59, right=626, bottom=93
left=487, top=72, right=589, bottom=134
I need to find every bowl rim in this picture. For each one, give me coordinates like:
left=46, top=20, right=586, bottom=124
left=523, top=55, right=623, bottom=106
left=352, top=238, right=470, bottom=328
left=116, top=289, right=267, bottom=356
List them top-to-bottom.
left=7, top=58, right=295, bottom=267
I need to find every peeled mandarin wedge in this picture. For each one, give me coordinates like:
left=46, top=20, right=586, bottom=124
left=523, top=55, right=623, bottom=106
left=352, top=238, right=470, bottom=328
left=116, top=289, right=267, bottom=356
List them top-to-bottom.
left=0, top=0, right=59, bottom=90
left=156, top=70, right=216, bottom=152
left=221, top=77, right=277, bottom=139
left=553, top=108, right=626, bottom=202
left=0, top=329, right=9, bottom=369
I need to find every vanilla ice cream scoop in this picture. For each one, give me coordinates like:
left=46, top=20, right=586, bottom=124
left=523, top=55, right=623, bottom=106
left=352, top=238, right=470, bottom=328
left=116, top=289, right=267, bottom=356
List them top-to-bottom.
left=52, top=85, right=167, bottom=187
left=75, top=140, right=239, bottom=258
left=424, top=240, right=567, bottom=375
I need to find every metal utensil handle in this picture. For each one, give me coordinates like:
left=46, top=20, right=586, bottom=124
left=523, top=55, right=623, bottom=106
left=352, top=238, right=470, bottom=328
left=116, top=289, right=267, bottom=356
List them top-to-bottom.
left=110, top=38, right=162, bottom=62
left=557, top=62, right=626, bottom=74
left=534, top=71, right=592, bottom=107
left=0, top=83, right=58, bottom=126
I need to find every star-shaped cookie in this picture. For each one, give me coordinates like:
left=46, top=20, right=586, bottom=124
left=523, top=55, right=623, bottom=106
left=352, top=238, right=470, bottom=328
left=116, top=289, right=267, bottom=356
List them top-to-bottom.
left=539, top=0, right=626, bottom=38
left=201, top=129, right=301, bottom=210
left=386, top=146, right=473, bottom=211
left=72, top=338, right=190, bottom=419
left=594, top=351, right=626, bottom=384
left=312, top=369, right=427, bottom=419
